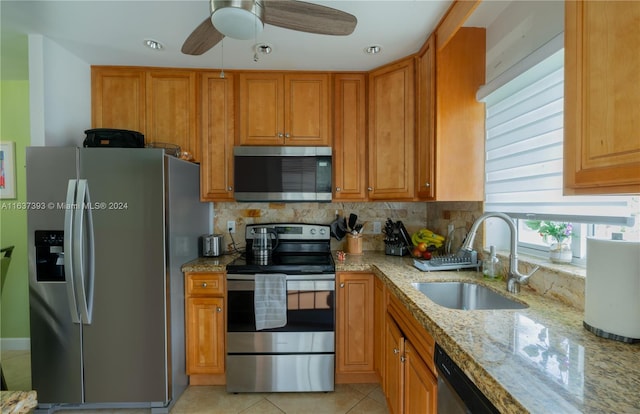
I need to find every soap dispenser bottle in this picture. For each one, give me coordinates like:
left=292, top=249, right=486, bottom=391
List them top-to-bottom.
left=483, top=245, right=501, bottom=280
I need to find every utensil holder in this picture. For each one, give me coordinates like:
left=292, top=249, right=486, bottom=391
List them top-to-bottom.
left=346, top=233, right=363, bottom=255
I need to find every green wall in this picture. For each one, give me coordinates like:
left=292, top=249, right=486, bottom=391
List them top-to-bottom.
left=0, top=80, right=31, bottom=340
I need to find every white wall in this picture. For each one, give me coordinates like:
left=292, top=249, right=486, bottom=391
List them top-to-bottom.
left=484, top=1, right=564, bottom=82
left=28, top=34, right=91, bottom=147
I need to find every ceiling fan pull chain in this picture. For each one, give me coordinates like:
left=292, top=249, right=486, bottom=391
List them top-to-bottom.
left=220, top=38, right=225, bottom=78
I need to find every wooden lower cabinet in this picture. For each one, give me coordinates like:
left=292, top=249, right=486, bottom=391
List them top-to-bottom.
left=185, top=272, right=226, bottom=385
left=336, top=272, right=377, bottom=383
left=384, top=290, right=438, bottom=414
left=404, top=341, right=438, bottom=414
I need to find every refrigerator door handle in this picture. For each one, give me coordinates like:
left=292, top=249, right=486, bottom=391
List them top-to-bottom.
left=64, top=179, right=81, bottom=324
left=73, top=179, right=95, bottom=325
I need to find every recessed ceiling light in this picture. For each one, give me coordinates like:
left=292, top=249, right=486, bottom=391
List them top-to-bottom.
left=144, top=39, right=164, bottom=51
left=364, top=45, right=383, bottom=55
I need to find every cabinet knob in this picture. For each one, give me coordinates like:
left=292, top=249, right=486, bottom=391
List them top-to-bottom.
left=278, top=133, right=284, bottom=138
left=285, top=133, right=290, bottom=138
left=424, top=182, right=430, bottom=188
left=228, top=186, right=233, bottom=191
left=336, top=187, right=341, bottom=192
left=367, top=187, right=373, bottom=191
left=201, top=282, right=208, bottom=288
left=340, top=283, right=345, bottom=288
left=216, top=307, right=222, bottom=313
left=393, top=348, right=399, bottom=355
left=400, top=356, right=406, bottom=363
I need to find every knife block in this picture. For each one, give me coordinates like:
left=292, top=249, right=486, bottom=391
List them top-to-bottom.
left=346, top=233, right=363, bottom=255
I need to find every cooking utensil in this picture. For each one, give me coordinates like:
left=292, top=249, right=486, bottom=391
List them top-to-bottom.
left=348, top=213, right=358, bottom=232
left=354, top=223, right=364, bottom=234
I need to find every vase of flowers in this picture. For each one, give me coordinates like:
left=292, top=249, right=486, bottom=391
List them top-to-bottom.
left=525, top=220, right=573, bottom=264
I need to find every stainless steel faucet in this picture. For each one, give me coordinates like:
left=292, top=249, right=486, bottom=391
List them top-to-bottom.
left=459, top=212, right=539, bottom=293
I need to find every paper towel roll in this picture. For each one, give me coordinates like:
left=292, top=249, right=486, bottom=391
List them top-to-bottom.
left=584, top=238, right=640, bottom=343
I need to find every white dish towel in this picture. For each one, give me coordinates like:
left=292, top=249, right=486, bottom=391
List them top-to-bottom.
left=254, top=274, right=287, bottom=330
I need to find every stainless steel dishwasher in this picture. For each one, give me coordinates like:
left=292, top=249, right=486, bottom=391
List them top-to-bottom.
left=434, top=344, right=500, bottom=414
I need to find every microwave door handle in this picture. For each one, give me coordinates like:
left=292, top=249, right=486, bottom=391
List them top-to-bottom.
left=64, top=179, right=81, bottom=324
left=73, top=179, right=95, bottom=325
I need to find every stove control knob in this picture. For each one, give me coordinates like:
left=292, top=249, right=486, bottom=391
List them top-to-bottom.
left=310, top=228, right=317, bottom=235
left=319, top=228, right=327, bottom=236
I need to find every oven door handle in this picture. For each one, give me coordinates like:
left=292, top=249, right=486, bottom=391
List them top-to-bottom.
left=227, top=279, right=335, bottom=291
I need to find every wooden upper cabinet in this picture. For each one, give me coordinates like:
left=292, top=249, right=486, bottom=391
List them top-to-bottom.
left=564, top=1, right=640, bottom=194
left=434, top=27, right=486, bottom=201
left=415, top=35, right=436, bottom=200
left=368, top=58, right=415, bottom=200
left=91, top=67, right=146, bottom=134
left=91, top=67, right=199, bottom=161
left=146, top=70, right=199, bottom=160
left=238, top=72, right=330, bottom=146
left=200, top=73, right=235, bottom=201
left=333, top=73, right=367, bottom=201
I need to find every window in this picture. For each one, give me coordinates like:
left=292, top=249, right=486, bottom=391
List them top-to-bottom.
left=478, top=34, right=638, bottom=264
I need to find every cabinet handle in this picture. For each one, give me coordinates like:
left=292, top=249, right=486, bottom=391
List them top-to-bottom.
left=336, top=187, right=341, bottom=192
left=367, top=187, right=373, bottom=191
left=201, top=282, right=208, bottom=288
left=340, top=283, right=345, bottom=288
left=216, top=307, right=222, bottom=313
left=393, top=348, right=399, bottom=355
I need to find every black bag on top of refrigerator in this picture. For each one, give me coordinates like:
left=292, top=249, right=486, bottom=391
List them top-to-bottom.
left=83, top=128, right=145, bottom=148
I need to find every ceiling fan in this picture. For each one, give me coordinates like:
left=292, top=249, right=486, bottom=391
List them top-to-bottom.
left=181, top=0, right=358, bottom=55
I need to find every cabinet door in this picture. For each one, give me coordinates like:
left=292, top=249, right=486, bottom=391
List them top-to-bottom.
left=564, top=1, right=640, bottom=194
left=435, top=27, right=485, bottom=201
left=415, top=36, right=436, bottom=200
left=368, top=58, right=415, bottom=200
left=91, top=67, right=146, bottom=133
left=146, top=70, right=199, bottom=160
left=200, top=73, right=235, bottom=201
left=239, top=73, right=284, bottom=145
left=285, top=74, right=330, bottom=145
left=333, top=74, right=367, bottom=200
left=336, top=273, right=375, bottom=382
left=373, top=275, right=386, bottom=382
left=186, top=296, right=225, bottom=375
left=384, top=315, right=405, bottom=414
left=404, top=341, right=438, bottom=414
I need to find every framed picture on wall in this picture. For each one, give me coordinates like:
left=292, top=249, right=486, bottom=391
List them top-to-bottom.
left=0, top=141, right=16, bottom=199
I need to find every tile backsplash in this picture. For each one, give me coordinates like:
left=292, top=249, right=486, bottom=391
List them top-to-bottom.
left=213, top=201, right=429, bottom=251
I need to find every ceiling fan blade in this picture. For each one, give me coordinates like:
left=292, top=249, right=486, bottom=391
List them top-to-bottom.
left=264, top=0, right=357, bottom=36
left=181, top=17, right=224, bottom=55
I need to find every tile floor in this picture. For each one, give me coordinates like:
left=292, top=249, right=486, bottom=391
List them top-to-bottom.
left=1, top=350, right=389, bottom=414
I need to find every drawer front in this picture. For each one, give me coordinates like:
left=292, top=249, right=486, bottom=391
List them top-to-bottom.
left=187, top=273, right=225, bottom=295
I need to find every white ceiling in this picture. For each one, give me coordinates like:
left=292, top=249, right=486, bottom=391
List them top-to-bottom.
left=1, top=0, right=461, bottom=80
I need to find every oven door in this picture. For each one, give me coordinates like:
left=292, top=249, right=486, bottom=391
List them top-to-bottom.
left=226, top=274, right=335, bottom=354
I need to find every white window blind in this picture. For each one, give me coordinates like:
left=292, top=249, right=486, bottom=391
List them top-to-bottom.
left=482, top=47, right=634, bottom=226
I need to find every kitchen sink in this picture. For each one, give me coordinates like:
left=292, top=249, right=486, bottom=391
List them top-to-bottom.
left=411, top=282, right=528, bottom=310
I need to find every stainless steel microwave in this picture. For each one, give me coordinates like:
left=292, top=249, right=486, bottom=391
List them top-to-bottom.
left=233, top=146, right=332, bottom=202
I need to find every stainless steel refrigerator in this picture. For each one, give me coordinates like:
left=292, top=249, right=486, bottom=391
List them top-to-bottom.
left=26, top=147, right=209, bottom=413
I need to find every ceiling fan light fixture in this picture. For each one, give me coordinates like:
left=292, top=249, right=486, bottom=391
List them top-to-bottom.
left=211, top=0, right=264, bottom=40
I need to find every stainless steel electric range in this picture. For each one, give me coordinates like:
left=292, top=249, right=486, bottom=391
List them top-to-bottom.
left=225, top=223, right=336, bottom=393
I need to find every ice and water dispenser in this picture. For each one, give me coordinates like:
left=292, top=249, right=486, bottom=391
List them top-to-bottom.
left=34, top=230, right=65, bottom=282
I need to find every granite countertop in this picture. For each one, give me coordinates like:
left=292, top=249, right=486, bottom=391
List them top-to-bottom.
left=182, top=251, right=640, bottom=413
left=181, top=254, right=238, bottom=273
left=0, top=391, right=37, bottom=413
